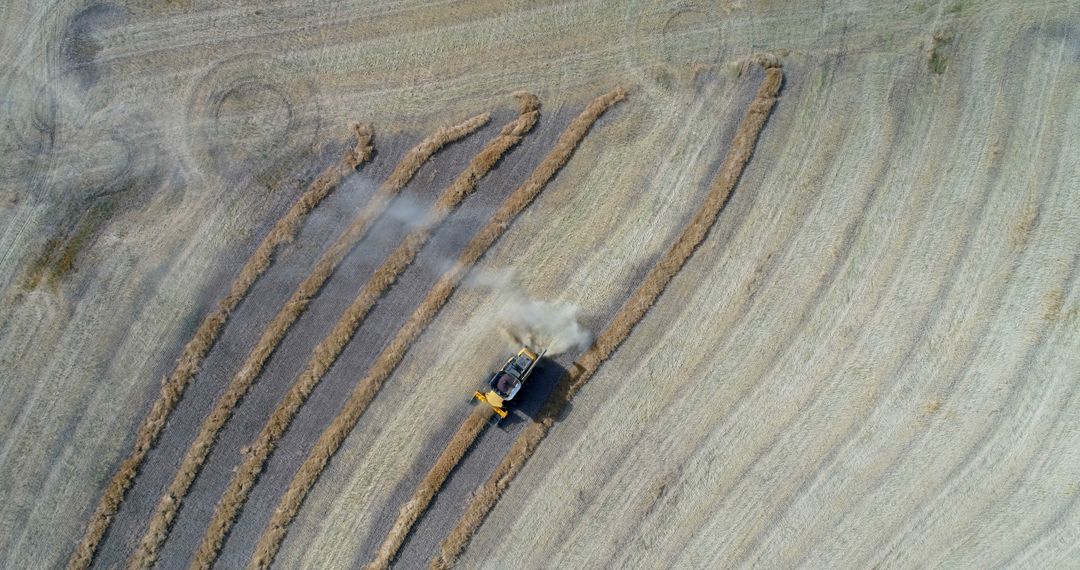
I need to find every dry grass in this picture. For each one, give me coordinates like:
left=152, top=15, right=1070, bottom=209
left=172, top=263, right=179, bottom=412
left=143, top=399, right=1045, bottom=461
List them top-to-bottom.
left=2, top=3, right=1074, bottom=568
left=432, top=66, right=782, bottom=569
left=246, top=86, right=627, bottom=570
left=190, top=93, right=540, bottom=570
left=124, top=114, right=487, bottom=570
left=65, top=123, right=374, bottom=570
left=22, top=197, right=116, bottom=291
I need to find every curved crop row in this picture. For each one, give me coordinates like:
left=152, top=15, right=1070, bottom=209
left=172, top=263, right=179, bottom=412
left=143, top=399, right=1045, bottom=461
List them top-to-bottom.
left=432, top=65, right=783, bottom=570
left=247, top=86, right=628, bottom=570
left=190, top=93, right=541, bottom=570
left=126, top=113, right=489, bottom=569
left=67, top=123, right=374, bottom=570
left=367, top=405, right=492, bottom=570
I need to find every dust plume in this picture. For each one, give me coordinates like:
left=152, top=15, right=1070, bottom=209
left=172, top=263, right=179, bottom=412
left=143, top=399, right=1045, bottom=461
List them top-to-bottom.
left=433, top=65, right=783, bottom=570
left=248, top=85, right=626, bottom=570
left=191, top=92, right=539, bottom=570
left=66, top=122, right=373, bottom=570
left=467, top=270, right=591, bottom=356
left=498, top=297, right=590, bottom=356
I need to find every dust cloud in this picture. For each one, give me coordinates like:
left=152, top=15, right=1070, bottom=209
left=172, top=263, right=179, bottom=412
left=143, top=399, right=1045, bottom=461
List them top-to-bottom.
left=467, top=268, right=591, bottom=356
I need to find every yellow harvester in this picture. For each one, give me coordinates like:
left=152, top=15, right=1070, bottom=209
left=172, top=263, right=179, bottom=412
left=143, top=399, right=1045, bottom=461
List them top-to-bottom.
left=473, top=347, right=546, bottom=419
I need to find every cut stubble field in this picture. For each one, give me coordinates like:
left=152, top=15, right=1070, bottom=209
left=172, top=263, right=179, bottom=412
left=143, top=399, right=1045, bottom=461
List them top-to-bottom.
left=3, top=1, right=1078, bottom=568
left=74, top=84, right=631, bottom=570
left=251, top=86, right=629, bottom=570
left=188, top=92, right=542, bottom=569
left=125, top=112, right=492, bottom=569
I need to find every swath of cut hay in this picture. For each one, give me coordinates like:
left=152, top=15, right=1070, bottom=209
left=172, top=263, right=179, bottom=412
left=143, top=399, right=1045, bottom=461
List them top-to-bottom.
left=432, top=64, right=783, bottom=570
left=247, top=86, right=628, bottom=570
left=189, top=92, right=541, bottom=570
left=125, top=114, right=489, bottom=570
left=65, top=123, right=374, bottom=570
left=366, top=406, right=491, bottom=570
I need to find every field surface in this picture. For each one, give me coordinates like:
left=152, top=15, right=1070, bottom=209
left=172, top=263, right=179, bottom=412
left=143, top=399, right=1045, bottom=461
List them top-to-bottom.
left=1, top=1, right=1078, bottom=569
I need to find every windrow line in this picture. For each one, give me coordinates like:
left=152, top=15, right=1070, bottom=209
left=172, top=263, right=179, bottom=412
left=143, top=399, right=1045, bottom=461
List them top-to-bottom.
left=432, top=65, right=783, bottom=570
left=247, top=86, right=628, bottom=570
left=189, top=92, right=541, bottom=570
left=125, top=113, right=490, bottom=569
left=66, top=123, right=375, bottom=570
left=366, top=405, right=492, bottom=570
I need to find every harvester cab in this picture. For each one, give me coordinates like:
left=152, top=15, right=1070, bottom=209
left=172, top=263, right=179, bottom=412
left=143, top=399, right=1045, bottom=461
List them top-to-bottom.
left=473, top=347, right=546, bottom=419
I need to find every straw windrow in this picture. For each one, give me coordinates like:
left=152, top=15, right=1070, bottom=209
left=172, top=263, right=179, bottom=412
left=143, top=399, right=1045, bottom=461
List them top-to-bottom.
left=433, top=65, right=782, bottom=570
left=190, top=93, right=541, bottom=570
left=67, top=123, right=374, bottom=570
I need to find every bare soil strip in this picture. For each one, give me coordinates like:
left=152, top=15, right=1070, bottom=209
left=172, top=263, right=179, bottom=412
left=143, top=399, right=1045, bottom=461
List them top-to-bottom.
left=431, top=65, right=783, bottom=570
left=246, top=86, right=627, bottom=570
left=190, top=93, right=541, bottom=570
left=125, top=114, right=489, bottom=570
left=66, top=123, right=375, bottom=570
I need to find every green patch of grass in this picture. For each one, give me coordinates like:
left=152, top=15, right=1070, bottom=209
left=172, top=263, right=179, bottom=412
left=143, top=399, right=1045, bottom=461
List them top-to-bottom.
left=928, top=28, right=955, bottom=75
left=928, top=49, right=948, bottom=74
left=651, top=67, right=675, bottom=91
left=23, top=197, right=117, bottom=290
left=22, top=237, right=63, bottom=290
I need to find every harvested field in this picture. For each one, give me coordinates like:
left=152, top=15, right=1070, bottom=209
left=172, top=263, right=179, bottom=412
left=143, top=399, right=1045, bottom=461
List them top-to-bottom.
left=2, top=1, right=1079, bottom=569
left=433, top=65, right=780, bottom=569
left=249, top=87, right=625, bottom=570
left=189, top=93, right=541, bottom=569
left=126, top=113, right=488, bottom=569
left=66, top=123, right=374, bottom=570
left=366, top=405, right=492, bottom=570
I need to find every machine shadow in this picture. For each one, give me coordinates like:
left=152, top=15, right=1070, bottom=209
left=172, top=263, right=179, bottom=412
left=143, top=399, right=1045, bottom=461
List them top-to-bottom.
left=500, top=358, right=571, bottom=428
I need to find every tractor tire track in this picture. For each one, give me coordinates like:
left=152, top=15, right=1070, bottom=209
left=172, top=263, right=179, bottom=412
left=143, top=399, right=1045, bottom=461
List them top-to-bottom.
left=432, top=65, right=782, bottom=570
left=246, top=86, right=627, bottom=570
left=189, top=92, right=540, bottom=570
left=125, top=114, right=489, bottom=569
left=66, top=123, right=374, bottom=570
